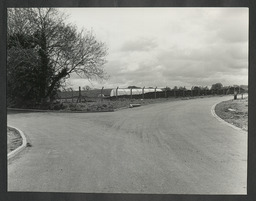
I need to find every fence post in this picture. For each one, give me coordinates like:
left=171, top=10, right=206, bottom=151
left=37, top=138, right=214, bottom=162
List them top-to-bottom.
left=78, top=86, right=81, bottom=103
left=101, top=86, right=104, bottom=102
left=116, top=86, right=119, bottom=99
left=142, top=87, right=145, bottom=99
left=155, top=87, right=157, bottom=99
left=226, top=87, right=229, bottom=95
left=63, top=88, right=67, bottom=103
left=71, top=88, right=73, bottom=102
left=130, top=88, right=132, bottom=99
left=234, top=90, right=237, bottom=100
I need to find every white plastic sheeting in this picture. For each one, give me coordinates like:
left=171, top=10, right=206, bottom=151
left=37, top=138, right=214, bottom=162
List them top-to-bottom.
left=110, top=88, right=163, bottom=97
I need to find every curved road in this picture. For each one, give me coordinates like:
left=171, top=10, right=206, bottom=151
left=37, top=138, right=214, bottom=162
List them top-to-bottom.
left=8, top=96, right=247, bottom=194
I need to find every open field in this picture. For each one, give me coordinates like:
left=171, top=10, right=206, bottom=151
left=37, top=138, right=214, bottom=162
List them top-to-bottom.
left=215, top=97, right=248, bottom=131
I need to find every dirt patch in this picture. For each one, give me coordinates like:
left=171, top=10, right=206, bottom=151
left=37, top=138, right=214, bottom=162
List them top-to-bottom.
left=215, top=97, right=248, bottom=131
left=7, top=127, right=22, bottom=154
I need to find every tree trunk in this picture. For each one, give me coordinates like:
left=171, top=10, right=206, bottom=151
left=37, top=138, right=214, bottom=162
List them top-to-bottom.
left=38, top=31, right=49, bottom=103
left=45, top=68, right=68, bottom=99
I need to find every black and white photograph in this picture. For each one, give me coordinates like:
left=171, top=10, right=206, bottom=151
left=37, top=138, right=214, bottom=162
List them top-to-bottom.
left=7, top=7, right=248, bottom=194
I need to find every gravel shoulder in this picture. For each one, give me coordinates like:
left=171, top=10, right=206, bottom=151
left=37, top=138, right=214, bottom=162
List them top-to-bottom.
left=215, top=97, right=248, bottom=131
left=7, top=127, right=22, bottom=154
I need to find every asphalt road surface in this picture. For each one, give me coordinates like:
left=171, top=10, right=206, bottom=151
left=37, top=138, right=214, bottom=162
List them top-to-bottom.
left=8, top=96, right=247, bottom=194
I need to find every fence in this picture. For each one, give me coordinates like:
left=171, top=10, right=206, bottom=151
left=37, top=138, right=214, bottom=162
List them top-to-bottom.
left=56, top=86, right=247, bottom=103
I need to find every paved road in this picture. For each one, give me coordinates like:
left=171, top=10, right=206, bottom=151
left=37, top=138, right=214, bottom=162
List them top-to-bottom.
left=8, top=96, right=247, bottom=194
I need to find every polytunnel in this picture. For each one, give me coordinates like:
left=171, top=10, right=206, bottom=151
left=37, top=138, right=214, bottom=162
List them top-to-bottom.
left=110, top=88, right=163, bottom=97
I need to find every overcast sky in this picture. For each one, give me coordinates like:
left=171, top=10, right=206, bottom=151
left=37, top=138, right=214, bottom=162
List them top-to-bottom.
left=60, top=8, right=248, bottom=89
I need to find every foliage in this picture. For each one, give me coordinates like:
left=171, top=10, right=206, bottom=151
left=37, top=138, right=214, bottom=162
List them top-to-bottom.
left=7, top=8, right=108, bottom=107
left=211, top=83, right=223, bottom=90
left=128, top=86, right=141, bottom=89
left=179, top=86, right=187, bottom=90
left=191, top=86, right=202, bottom=90
left=165, top=87, right=171, bottom=91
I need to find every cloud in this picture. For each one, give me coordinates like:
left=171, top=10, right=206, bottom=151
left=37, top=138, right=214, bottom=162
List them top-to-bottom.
left=64, top=8, right=248, bottom=89
left=203, top=8, right=248, bottom=43
left=120, top=37, right=158, bottom=52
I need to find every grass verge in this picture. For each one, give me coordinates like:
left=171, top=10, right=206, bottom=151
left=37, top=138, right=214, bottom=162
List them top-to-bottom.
left=61, top=95, right=215, bottom=112
left=215, top=97, right=248, bottom=131
left=7, top=127, right=22, bottom=154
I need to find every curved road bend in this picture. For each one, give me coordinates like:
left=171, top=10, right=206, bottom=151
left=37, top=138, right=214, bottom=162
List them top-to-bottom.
left=8, top=96, right=247, bottom=194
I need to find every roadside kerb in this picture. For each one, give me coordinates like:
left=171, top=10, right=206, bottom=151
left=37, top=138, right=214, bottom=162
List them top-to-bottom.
left=211, top=100, right=247, bottom=134
left=8, top=125, right=27, bottom=160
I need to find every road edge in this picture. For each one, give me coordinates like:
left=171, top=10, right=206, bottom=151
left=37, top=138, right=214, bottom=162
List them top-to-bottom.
left=211, top=101, right=247, bottom=134
left=7, top=107, right=114, bottom=113
left=8, top=125, right=27, bottom=160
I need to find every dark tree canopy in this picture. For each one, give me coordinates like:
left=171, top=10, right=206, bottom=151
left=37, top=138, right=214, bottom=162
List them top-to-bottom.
left=7, top=8, right=108, bottom=107
left=211, top=83, right=223, bottom=90
left=128, top=86, right=141, bottom=89
left=173, top=86, right=178, bottom=90
left=179, top=86, right=186, bottom=90
left=191, top=86, right=202, bottom=90
left=165, top=87, right=171, bottom=91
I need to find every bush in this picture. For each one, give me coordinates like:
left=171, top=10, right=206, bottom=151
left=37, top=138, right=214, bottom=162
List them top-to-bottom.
left=51, top=103, right=65, bottom=110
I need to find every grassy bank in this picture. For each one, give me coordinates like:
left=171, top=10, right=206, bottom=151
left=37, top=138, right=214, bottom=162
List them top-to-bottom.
left=215, top=97, right=248, bottom=131
left=7, top=127, right=22, bottom=154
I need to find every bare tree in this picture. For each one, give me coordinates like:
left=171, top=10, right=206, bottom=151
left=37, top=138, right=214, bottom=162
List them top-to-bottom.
left=7, top=8, right=108, bottom=106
